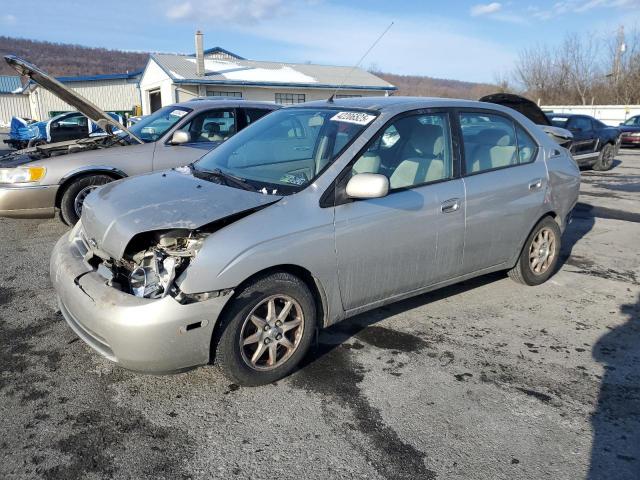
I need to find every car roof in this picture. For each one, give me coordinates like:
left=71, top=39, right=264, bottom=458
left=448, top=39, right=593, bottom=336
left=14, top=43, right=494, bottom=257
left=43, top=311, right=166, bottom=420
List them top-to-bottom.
left=294, top=96, right=516, bottom=113
left=171, top=99, right=281, bottom=112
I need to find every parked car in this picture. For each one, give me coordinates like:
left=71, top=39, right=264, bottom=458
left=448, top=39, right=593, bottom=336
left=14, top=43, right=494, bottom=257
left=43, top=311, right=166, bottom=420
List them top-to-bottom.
left=0, top=55, right=280, bottom=225
left=479, top=93, right=573, bottom=149
left=51, top=96, right=580, bottom=386
left=4, top=111, right=126, bottom=150
left=546, top=113, right=620, bottom=170
left=618, top=115, right=640, bottom=146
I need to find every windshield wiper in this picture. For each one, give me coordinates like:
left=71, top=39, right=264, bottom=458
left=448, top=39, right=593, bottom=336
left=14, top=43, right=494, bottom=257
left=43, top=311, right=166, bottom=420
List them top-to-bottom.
left=193, top=166, right=257, bottom=192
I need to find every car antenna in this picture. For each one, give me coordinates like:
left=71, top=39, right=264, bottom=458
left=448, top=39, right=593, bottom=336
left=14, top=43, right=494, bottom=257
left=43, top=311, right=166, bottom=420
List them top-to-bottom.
left=327, top=21, right=394, bottom=103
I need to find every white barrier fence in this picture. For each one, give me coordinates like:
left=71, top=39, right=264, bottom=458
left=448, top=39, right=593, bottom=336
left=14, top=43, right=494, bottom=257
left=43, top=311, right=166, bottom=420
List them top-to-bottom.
left=0, top=93, right=30, bottom=127
left=542, top=105, right=640, bottom=126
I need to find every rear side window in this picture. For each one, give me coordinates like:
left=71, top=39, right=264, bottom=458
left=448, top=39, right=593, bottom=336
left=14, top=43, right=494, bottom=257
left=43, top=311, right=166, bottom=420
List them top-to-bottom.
left=244, top=108, right=271, bottom=125
left=460, top=113, right=538, bottom=174
left=460, top=113, right=517, bottom=174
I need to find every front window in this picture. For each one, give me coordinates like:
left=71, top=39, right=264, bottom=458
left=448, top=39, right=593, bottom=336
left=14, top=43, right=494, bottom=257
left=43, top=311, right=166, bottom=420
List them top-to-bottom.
left=275, top=93, right=305, bottom=105
left=128, top=106, right=192, bottom=142
left=193, top=108, right=376, bottom=194
left=175, top=109, right=236, bottom=143
left=350, top=113, right=453, bottom=189
left=623, top=116, right=639, bottom=126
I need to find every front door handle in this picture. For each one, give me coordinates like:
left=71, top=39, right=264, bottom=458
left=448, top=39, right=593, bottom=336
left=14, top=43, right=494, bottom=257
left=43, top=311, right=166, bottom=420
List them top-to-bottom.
left=529, top=178, right=543, bottom=191
left=441, top=198, right=461, bottom=214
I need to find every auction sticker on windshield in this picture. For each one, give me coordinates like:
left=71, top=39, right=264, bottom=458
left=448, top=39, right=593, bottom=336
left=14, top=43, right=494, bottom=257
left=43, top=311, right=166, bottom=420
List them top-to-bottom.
left=171, top=110, right=189, bottom=118
left=330, top=111, right=376, bottom=126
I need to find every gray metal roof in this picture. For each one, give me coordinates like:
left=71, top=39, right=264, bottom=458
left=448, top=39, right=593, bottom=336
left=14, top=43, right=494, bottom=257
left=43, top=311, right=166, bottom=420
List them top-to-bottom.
left=151, top=54, right=396, bottom=91
left=0, top=75, right=23, bottom=93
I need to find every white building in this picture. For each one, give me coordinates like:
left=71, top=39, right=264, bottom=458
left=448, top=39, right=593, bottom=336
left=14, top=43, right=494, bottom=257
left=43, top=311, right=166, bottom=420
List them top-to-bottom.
left=139, top=33, right=396, bottom=115
left=24, top=71, right=142, bottom=121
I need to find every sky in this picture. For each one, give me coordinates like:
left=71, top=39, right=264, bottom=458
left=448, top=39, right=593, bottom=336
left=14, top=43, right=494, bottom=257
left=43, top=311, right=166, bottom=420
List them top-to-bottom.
left=2, top=0, right=640, bottom=82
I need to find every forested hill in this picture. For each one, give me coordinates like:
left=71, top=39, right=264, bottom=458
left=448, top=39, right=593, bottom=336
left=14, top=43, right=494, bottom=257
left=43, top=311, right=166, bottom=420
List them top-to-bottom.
left=0, top=37, right=148, bottom=77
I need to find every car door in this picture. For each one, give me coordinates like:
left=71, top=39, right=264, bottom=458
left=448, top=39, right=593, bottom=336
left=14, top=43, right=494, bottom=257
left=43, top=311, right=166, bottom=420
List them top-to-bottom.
left=152, top=108, right=238, bottom=171
left=332, top=110, right=465, bottom=311
left=458, top=110, right=547, bottom=274
left=567, top=116, right=597, bottom=154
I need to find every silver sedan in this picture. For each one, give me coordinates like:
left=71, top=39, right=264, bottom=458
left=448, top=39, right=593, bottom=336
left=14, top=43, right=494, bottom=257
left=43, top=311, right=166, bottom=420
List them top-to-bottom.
left=50, top=96, right=580, bottom=386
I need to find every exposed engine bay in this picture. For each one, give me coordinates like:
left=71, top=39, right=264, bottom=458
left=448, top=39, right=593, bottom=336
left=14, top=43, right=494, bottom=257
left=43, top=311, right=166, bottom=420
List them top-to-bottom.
left=0, top=135, right=128, bottom=167
left=85, top=229, right=208, bottom=302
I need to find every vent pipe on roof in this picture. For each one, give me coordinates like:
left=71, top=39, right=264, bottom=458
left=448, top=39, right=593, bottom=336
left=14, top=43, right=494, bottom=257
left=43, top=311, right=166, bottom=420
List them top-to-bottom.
left=195, top=30, right=205, bottom=77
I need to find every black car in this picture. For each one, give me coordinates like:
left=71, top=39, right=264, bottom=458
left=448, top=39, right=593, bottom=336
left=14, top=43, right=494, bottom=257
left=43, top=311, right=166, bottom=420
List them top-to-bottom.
left=546, top=113, right=620, bottom=170
left=618, top=115, right=640, bottom=146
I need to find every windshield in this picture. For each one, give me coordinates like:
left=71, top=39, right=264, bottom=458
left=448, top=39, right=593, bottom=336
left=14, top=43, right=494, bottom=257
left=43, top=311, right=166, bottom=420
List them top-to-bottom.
left=128, top=106, right=192, bottom=142
left=193, top=108, right=376, bottom=194
left=548, top=115, right=569, bottom=128
left=623, top=116, right=639, bottom=126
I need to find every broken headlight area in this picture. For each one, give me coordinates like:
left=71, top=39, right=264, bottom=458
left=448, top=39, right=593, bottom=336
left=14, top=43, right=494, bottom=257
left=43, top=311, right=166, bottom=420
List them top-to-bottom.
left=84, top=229, right=207, bottom=300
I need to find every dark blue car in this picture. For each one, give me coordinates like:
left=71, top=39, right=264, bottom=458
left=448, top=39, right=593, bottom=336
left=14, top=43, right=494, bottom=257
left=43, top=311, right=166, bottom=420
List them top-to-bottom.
left=546, top=113, right=620, bottom=170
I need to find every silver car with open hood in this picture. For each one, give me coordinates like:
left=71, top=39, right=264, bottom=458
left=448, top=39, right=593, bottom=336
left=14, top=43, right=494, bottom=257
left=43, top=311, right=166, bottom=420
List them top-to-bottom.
left=0, top=55, right=279, bottom=224
left=51, top=96, right=580, bottom=386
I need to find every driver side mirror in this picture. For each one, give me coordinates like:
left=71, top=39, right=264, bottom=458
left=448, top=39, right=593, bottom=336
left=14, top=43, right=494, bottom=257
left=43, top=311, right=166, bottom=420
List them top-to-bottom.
left=50, top=122, right=59, bottom=129
left=170, top=131, right=191, bottom=145
left=346, top=173, right=389, bottom=199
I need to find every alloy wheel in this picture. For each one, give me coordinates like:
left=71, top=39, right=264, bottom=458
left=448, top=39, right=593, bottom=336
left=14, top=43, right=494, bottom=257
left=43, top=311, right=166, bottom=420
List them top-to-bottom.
left=529, top=227, right=556, bottom=275
left=239, top=295, right=305, bottom=370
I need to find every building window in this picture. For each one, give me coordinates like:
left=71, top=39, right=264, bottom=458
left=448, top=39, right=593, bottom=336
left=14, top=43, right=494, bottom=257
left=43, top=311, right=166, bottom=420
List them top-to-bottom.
left=207, top=90, right=242, bottom=98
left=275, top=93, right=305, bottom=105
left=335, top=94, right=362, bottom=98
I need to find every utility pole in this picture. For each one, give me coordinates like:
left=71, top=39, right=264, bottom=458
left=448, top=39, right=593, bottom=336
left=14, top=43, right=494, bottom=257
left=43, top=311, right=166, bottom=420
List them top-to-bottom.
left=613, top=25, right=626, bottom=84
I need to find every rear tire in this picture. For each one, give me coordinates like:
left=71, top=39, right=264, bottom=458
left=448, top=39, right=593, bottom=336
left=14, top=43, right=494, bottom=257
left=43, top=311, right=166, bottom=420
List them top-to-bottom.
left=593, top=143, right=614, bottom=171
left=60, top=174, right=113, bottom=225
left=508, top=217, right=561, bottom=286
left=214, top=272, right=316, bottom=386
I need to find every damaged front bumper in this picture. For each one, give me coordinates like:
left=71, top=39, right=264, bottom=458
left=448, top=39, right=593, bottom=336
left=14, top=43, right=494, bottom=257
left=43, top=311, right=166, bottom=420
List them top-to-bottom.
left=50, top=232, right=234, bottom=373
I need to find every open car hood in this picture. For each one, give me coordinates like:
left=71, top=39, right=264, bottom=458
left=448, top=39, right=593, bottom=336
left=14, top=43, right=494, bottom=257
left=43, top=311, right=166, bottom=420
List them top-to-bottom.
left=4, top=55, right=142, bottom=144
left=480, top=92, right=572, bottom=148
left=81, top=169, right=281, bottom=260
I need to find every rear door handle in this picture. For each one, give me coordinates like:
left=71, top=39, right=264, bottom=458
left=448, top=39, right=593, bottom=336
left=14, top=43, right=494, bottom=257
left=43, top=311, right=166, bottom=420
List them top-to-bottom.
left=529, top=178, right=543, bottom=191
left=441, top=198, right=461, bottom=214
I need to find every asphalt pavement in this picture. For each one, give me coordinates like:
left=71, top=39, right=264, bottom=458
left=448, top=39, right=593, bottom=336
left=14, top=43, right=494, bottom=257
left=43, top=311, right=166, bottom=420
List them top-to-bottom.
left=0, top=149, right=639, bottom=479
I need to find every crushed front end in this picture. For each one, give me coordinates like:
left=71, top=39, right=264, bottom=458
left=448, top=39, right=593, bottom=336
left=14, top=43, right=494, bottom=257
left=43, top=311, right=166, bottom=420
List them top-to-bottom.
left=50, top=223, right=233, bottom=373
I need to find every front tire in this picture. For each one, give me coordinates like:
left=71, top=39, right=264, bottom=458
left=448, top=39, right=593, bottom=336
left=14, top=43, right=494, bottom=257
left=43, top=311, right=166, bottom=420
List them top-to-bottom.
left=593, top=143, right=614, bottom=171
left=60, top=174, right=113, bottom=225
left=508, top=217, right=561, bottom=286
left=214, top=272, right=316, bottom=386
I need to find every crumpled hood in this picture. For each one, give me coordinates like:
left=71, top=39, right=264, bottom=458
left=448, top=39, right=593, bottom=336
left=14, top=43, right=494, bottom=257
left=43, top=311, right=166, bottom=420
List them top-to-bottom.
left=0, top=137, right=120, bottom=166
left=81, top=169, right=282, bottom=259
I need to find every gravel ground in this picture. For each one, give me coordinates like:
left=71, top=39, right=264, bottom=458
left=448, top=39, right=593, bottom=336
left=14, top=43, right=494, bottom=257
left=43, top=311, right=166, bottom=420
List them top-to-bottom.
left=0, top=149, right=639, bottom=480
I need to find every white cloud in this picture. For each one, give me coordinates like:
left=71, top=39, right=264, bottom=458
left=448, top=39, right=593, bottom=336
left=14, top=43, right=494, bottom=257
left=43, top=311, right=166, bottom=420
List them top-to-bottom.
left=166, top=0, right=285, bottom=24
left=470, top=2, right=502, bottom=16
left=1, top=14, right=16, bottom=25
